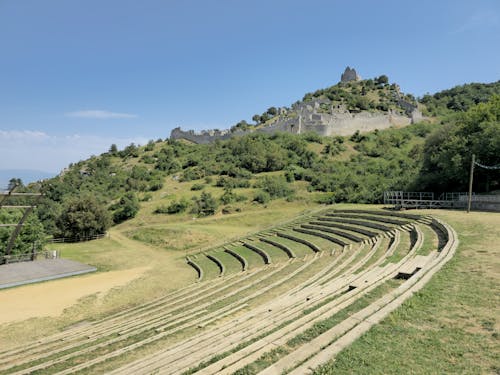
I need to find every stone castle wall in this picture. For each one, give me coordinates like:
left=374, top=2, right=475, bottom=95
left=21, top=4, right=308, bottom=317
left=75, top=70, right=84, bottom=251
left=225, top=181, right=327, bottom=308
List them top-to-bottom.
left=170, top=110, right=416, bottom=143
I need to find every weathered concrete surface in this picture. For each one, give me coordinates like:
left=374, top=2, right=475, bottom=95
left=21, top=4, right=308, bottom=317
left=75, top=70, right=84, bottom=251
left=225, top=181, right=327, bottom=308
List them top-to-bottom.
left=0, top=259, right=96, bottom=289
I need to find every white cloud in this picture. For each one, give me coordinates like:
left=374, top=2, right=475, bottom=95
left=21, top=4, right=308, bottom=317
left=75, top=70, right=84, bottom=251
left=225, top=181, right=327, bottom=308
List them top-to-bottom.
left=65, top=110, right=138, bottom=119
left=0, top=130, right=148, bottom=173
left=0, top=130, right=50, bottom=141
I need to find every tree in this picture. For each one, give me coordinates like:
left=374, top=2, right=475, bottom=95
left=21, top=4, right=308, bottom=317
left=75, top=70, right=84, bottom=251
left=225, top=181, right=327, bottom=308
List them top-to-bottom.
left=376, top=75, right=389, bottom=85
left=417, top=95, right=500, bottom=191
left=267, top=107, right=278, bottom=116
left=252, top=114, right=261, bottom=124
left=109, top=144, right=118, bottom=155
left=7, top=178, right=23, bottom=191
left=112, top=192, right=140, bottom=224
left=56, top=195, right=111, bottom=240
left=0, top=210, right=46, bottom=258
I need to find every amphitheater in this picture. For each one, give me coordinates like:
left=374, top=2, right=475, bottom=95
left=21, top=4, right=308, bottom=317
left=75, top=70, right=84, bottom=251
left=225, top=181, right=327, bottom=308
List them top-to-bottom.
left=0, top=208, right=458, bottom=374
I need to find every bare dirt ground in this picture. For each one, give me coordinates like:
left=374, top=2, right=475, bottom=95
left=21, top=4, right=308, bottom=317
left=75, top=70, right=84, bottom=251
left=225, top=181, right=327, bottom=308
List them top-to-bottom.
left=0, top=266, right=149, bottom=324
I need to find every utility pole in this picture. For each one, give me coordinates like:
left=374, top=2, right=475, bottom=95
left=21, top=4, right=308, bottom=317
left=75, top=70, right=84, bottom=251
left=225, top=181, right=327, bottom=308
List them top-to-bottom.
left=467, top=154, right=475, bottom=213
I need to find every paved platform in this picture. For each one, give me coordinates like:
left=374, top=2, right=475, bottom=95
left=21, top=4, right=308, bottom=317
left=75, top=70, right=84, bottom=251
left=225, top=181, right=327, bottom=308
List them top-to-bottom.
left=0, top=259, right=97, bottom=289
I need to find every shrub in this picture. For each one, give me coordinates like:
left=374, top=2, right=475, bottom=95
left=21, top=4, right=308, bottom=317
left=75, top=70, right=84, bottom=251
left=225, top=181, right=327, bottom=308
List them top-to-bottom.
left=350, top=130, right=366, bottom=143
left=300, top=131, right=323, bottom=144
left=180, top=167, right=205, bottom=182
left=255, top=175, right=294, bottom=199
left=216, top=176, right=251, bottom=189
left=149, top=179, right=164, bottom=191
left=190, top=183, right=205, bottom=191
left=220, top=187, right=236, bottom=204
left=253, top=190, right=270, bottom=204
left=112, top=192, right=140, bottom=224
left=316, top=192, right=336, bottom=204
left=140, top=193, right=152, bottom=202
left=155, top=198, right=190, bottom=214
left=222, top=205, right=241, bottom=214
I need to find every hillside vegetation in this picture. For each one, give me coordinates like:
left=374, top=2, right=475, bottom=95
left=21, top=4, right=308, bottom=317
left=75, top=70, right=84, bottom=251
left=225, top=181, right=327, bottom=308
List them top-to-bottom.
left=420, top=80, right=500, bottom=116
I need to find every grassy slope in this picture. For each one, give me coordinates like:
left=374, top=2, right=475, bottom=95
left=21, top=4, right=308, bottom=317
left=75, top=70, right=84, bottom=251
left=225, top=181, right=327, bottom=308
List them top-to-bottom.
left=314, top=209, right=500, bottom=375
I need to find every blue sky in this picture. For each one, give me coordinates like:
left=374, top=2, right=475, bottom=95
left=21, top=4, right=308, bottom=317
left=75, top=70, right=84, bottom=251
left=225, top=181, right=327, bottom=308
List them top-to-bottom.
left=1, top=0, right=499, bottom=173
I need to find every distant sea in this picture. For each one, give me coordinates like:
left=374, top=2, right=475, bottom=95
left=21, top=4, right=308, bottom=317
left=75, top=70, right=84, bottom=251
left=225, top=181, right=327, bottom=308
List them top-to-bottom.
left=0, top=169, right=56, bottom=190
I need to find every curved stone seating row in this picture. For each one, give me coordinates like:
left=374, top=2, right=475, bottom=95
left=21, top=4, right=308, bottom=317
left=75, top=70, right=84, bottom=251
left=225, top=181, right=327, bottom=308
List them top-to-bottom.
left=190, top=209, right=416, bottom=283
left=333, top=209, right=423, bottom=221
left=326, top=212, right=409, bottom=225
left=150, top=214, right=444, bottom=373
left=316, top=216, right=392, bottom=232
left=184, top=220, right=442, bottom=373
left=309, top=220, right=378, bottom=238
left=301, top=224, right=364, bottom=242
left=293, top=227, right=349, bottom=247
left=275, top=232, right=321, bottom=253
left=258, top=236, right=296, bottom=258
left=242, top=242, right=272, bottom=265
left=223, top=247, right=248, bottom=271
left=206, top=254, right=225, bottom=276
left=186, top=256, right=204, bottom=281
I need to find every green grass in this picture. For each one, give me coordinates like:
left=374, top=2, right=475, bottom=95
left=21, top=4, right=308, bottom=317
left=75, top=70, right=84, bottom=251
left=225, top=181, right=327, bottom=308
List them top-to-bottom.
left=416, top=224, right=438, bottom=256
left=381, top=229, right=411, bottom=266
left=193, top=255, right=221, bottom=280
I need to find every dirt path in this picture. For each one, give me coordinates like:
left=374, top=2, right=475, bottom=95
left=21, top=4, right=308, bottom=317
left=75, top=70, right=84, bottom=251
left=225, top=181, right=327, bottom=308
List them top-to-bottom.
left=0, top=266, right=149, bottom=324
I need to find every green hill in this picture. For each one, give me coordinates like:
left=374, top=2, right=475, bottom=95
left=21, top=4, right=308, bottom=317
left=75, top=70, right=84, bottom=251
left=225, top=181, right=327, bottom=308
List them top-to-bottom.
left=419, top=80, right=500, bottom=116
